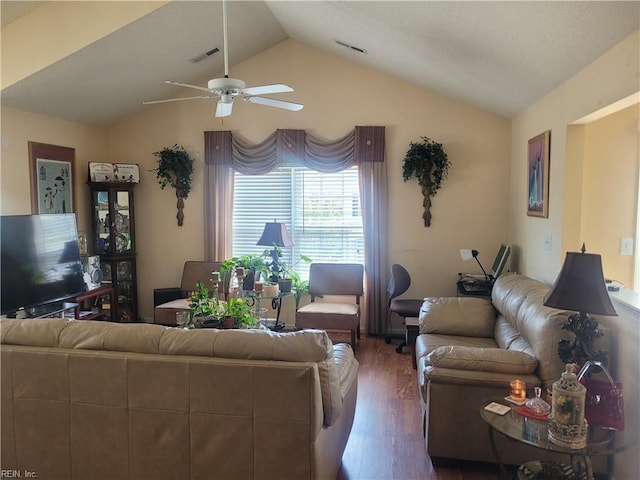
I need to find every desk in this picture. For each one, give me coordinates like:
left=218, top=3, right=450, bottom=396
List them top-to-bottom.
left=457, top=273, right=492, bottom=297
left=480, top=400, right=636, bottom=480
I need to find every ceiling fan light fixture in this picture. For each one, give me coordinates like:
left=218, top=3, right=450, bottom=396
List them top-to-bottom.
left=143, top=0, right=303, bottom=117
left=208, top=77, right=246, bottom=91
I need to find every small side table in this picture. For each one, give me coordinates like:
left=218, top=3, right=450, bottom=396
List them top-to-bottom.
left=405, top=317, right=419, bottom=370
left=480, top=400, right=636, bottom=480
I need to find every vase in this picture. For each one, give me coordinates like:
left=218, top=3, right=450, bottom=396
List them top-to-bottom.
left=278, top=278, right=292, bottom=293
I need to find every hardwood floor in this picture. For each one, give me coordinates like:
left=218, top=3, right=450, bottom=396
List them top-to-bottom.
left=331, top=333, right=505, bottom=480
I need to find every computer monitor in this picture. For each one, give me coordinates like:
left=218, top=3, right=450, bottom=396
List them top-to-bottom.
left=489, top=244, right=511, bottom=280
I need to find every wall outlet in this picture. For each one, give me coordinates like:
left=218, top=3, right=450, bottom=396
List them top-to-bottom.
left=543, top=234, right=552, bottom=251
left=620, top=237, right=633, bottom=256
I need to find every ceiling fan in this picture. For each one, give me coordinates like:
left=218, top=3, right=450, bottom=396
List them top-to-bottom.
left=143, top=0, right=303, bottom=118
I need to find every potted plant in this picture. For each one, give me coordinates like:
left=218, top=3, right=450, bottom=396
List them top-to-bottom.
left=402, top=136, right=451, bottom=227
left=151, top=144, right=195, bottom=226
left=262, top=247, right=311, bottom=294
left=237, top=253, right=268, bottom=291
left=219, top=257, right=239, bottom=300
left=289, top=269, right=310, bottom=310
left=187, top=281, right=222, bottom=328
left=222, top=297, right=258, bottom=329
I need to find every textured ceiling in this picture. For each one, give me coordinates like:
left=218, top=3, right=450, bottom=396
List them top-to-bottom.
left=2, top=1, right=639, bottom=127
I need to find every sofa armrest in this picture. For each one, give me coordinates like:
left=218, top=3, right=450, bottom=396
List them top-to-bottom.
left=420, top=297, right=496, bottom=338
left=333, top=343, right=359, bottom=398
left=426, top=345, right=538, bottom=375
left=422, top=366, right=541, bottom=389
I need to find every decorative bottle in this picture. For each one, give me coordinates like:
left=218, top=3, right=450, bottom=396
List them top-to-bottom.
left=548, top=363, right=588, bottom=449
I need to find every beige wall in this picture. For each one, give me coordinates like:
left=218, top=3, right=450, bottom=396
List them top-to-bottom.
left=510, top=30, right=639, bottom=480
left=510, top=30, right=639, bottom=284
left=107, top=38, right=511, bottom=323
left=581, top=104, right=639, bottom=286
left=0, top=107, right=107, bottom=229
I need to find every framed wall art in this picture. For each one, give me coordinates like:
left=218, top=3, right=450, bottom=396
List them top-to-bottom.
left=527, top=130, right=550, bottom=218
left=29, top=141, right=76, bottom=214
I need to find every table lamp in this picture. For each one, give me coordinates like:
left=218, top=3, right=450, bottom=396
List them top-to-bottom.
left=257, top=220, right=294, bottom=248
left=257, top=220, right=294, bottom=283
left=543, top=244, right=617, bottom=366
left=460, top=248, right=488, bottom=282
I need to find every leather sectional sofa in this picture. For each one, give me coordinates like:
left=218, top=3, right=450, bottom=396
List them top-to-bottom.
left=415, top=273, right=608, bottom=468
left=1, top=319, right=358, bottom=479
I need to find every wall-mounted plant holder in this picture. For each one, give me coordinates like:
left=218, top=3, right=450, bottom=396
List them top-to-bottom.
left=402, top=136, right=451, bottom=227
left=150, top=144, right=195, bottom=226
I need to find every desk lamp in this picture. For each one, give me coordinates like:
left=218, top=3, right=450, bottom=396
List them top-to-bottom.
left=543, top=244, right=617, bottom=366
left=460, top=249, right=488, bottom=282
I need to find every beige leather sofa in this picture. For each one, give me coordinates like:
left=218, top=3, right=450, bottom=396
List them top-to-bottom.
left=416, top=274, right=604, bottom=468
left=1, top=319, right=358, bottom=480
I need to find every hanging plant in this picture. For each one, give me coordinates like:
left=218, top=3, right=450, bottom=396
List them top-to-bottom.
left=402, top=136, right=451, bottom=227
left=151, top=144, right=195, bottom=226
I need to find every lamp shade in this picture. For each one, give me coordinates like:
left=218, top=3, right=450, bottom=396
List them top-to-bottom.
left=257, top=221, right=294, bottom=247
left=460, top=249, right=479, bottom=261
left=543, top=251, right=617, bottom=316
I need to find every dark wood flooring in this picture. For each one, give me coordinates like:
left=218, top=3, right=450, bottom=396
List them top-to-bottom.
left=329, top=333, right=505, bottom=480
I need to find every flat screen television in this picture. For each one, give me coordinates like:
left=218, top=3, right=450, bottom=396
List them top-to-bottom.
left=1, top=213, right=85, bottom=316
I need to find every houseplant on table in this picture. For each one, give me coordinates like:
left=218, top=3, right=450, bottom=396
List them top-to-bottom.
left=402, top=136, right=451, bottom=227
left=151, top=144, right=195, bottom=226
left=262, top=246, right=311, bottom=294
left=237, top=253, right=268, bottom=291
left=186, top=281, right=222, bottom=328
left=222, top=297, right=258, bottom=329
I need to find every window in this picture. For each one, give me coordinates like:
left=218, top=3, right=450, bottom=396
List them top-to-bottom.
left=233, top=166, right=364, bottom=279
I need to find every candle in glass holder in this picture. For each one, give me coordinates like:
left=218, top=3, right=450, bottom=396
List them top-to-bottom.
left=211, top=271, right=220, bottom=283
left=254, top=281, right=263, bottom=293
left=510, top=379, right=526, bottom=402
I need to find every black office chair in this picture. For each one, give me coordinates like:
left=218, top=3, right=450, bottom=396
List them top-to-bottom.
left=384, top=264, right=424, bottom=353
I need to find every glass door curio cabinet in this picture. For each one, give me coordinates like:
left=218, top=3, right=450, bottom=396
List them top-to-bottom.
left=89, top=182, right=138, bottom=322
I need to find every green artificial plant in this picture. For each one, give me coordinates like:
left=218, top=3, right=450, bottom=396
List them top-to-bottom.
left=402, top=136, right=451, bottom=227
left=151, top=144, right=195, bottom=226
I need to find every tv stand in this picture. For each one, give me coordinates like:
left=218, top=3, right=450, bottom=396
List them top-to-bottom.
left=26, top=301, right=79, bottom=319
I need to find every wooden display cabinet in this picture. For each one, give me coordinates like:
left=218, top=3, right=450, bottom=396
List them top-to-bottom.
left=89, top=182, right=138, bottom=322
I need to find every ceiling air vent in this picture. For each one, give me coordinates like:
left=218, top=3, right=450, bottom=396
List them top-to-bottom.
left=335, top=39, right=367, bottom=55
left=190, top=46, right=220, bottom=64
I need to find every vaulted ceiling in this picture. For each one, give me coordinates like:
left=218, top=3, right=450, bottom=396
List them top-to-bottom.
left=2, top=1, right=638, bottom=127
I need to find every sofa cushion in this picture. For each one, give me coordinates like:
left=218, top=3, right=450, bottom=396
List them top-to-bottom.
left=419, top=297, right=496, bottom=338
left=425, top=345, right=538, bottom=374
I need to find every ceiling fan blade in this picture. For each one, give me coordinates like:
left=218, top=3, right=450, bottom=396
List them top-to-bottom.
left=165, top=80, right=213, bottom=94
left=242, top=84, right=294, bottom=96
left=143, top=96, right=215, bottom=105
left=244, top=96, right=304, bottom=112
left=216, top=99, right=233, bottom=117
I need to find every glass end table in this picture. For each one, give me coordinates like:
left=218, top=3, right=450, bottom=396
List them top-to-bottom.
left=242, top=291, right=293, bottom=331
left=480, top=399, right=636, bottom=480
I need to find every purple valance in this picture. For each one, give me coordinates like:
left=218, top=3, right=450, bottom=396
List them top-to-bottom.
left=204, top=126, right=384, bottom=174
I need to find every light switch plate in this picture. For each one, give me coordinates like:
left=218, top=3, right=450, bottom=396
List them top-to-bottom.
left=543, top=235, right=552, bottom=251
left=621, top=237, right=633, bottom=256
